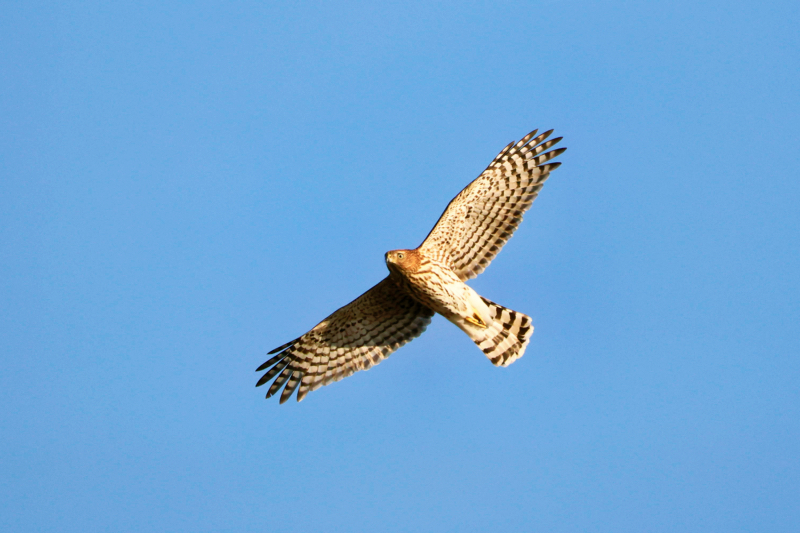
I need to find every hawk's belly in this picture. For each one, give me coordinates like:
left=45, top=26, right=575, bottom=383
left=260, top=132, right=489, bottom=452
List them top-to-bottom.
left=394, top=260, right=491, bottom=331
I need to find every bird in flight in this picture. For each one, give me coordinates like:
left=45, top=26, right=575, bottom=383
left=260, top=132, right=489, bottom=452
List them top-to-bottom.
left=257, top=129, right=566, bottom=403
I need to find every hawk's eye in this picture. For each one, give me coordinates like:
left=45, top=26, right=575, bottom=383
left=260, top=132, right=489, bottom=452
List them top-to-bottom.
left=397, top=253, right=405, bottom=260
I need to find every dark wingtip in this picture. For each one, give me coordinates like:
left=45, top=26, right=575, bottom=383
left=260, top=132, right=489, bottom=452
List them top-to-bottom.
left=518, top=129, right=538, bottom=146
left=267, top=337, right=299, bottom=355
left=256, top=352, right=284, bottom=372
left=255, top=372, right=272, bottom=388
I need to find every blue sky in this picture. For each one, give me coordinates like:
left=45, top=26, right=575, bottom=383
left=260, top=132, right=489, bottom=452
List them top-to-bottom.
left=2, top=1, right=799, bottom=531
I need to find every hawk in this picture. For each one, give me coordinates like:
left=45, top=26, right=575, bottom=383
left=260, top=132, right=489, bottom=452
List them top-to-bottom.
left=257, top=129, right=566, bottom=403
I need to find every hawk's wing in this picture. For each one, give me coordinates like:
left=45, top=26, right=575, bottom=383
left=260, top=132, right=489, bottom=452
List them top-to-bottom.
left=418, top=129, right=566, bottom=281
left=256, top=276, right=434, bottom=403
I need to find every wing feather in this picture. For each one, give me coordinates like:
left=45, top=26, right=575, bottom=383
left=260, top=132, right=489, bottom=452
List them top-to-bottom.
left=419, top=129, right=566, bottom=280
left=256, top=276, right=434, bottom=403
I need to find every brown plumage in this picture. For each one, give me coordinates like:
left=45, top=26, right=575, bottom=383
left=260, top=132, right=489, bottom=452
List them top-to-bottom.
left=257, top=129, right=565, bottom=403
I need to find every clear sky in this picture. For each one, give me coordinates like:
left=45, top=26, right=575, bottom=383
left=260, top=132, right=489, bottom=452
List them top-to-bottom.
left=2, top=1, right=799, bottom=531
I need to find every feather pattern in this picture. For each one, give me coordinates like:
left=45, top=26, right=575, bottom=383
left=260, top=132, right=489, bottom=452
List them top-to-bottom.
left=257, top=128, right=566, bottom=404
left=419, top=130, right=566, bottom=280
left=256, top=277, right=433, bottom=403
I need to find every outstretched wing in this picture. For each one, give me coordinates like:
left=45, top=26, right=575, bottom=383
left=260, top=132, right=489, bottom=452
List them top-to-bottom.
left=419, top=129, right=566, bottom=281
left=256, top=277, right=434, bottom=403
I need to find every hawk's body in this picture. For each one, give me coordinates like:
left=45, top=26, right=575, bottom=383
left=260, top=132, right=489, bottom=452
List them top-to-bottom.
left=257, top=129, right=566, bottom=403
left=386, top=249, right=532, bottom=367
left=386, top=249, right=479, bottom=324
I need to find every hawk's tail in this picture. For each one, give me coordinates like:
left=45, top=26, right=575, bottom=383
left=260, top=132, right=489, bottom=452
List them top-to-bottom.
left=470, top=298, right=532, bottom=366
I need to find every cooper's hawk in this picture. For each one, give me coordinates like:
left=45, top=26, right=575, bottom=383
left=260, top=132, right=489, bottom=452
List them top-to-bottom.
left=257, top=129, right=566, bottom=403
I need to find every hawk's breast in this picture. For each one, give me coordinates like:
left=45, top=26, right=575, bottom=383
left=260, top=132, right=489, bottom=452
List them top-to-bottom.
left=394, top=254, right=470, bottom=319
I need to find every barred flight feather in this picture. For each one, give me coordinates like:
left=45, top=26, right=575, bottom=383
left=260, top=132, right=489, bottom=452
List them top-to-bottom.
left=419, top=129, right=566, bottom=281
left=256, top=277, right=433, bottom=403
left=474, top=297, right=533, bottom=367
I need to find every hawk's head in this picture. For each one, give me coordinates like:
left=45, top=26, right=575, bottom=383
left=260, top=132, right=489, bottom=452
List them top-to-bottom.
left=385, top=249, right=420, bottom=274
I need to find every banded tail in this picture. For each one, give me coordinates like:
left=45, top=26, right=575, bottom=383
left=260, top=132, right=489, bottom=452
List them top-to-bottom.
left=471, top=297, right=533, bottom=366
